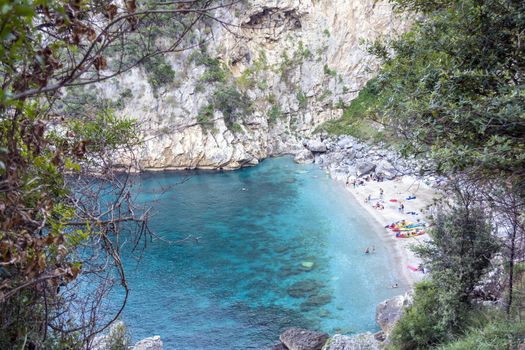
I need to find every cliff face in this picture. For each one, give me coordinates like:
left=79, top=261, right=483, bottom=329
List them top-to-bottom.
left=100, top=0, right=409, bottom=170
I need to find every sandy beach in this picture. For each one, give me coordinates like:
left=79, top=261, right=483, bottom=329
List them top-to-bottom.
left=343, top=176, right=439, bottom=289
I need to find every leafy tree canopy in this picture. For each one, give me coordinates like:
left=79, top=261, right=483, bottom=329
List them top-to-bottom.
left=365, top=0, right=525, bottom=194
left=0, top=1, right=226, bottom=348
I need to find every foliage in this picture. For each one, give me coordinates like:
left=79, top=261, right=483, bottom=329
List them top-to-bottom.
left=0, top=0, right=224, bottom=348
left=367, top=0, right=525, bottom=195
left=296, top=41, right=312, bottom=60
left=191, top=48, right=227, bottom=83
left=143, top=55, right=176, bottom=95
left=200, top=58, right=227, bottom=83
left=323, top=64, right=337, bottom=77
left=236, top=69, right=256, bottom=90
left=317, top=79, right=384, bottom=140
left=212, top=85, right=252, bottom=126
left=296, top=91, right=308, bottom=109
left=197, top=104, right=215, bottom=130
left=268, top=105, right=283, bottom=123
left=230, top=123, right=243, bottom=133
left=391, top=191, right=500, bottom=350
left=414, top=205, right=499, bottom=302
left=390, top=281, right=452, bottom=349
left=435, top=319, right=525, bottom=350
left=106, top=322, right=131, bottom=350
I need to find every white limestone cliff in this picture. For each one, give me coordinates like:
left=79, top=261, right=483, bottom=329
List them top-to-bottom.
left=98, top=0, right=410, bottom=170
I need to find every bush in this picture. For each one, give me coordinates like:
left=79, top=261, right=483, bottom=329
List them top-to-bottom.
left=143, top=55, right=176, bottom=94
left=200, top=57, right=226, bottom=83
left=323, top=64, right=337, bottom=77
left=316, top=78, right=385, bottom=140
left=212, top=85, right=251, bottom=126
left=296, top=91, right=308, bottom=109
left=197, top=104, right=214, bottom=129
left=268, top=105, right=282, bottom=123
left=390, top=281, right=454, bottom=350
left=436, top=319, right=525, bottom=350
left=105, top=322, right=131, bottom=350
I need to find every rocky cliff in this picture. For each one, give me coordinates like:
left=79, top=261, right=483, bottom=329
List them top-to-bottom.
left=98, top=0, right=409, bottom=170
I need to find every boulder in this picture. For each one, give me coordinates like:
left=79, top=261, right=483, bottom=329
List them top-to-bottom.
left=336, top=136, right=355, bottom=149
left=303, top=140, right=327, bottom=153
left=294, top=149, right=314, bottom=164
left=375, top=159, right=398, bottom=180
left=356, top=161, right=376, bottom=177
left=376, top=293, right=412, bottom=337
left=280, top=328, right=329, bottom=350
left=323, top=333, right=382, bottom=350
left=132, top=336, right=163, bottom=350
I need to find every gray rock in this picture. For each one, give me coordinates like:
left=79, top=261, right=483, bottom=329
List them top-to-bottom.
left=336, top=136, right=354, bottom=149
left=303, top=140, right=327, bottom=153
left=294, top=149, right=314, bottom=164
left=375, top=159, right=398, bottom=180
left=356, top=161, right=376, bottom=177
left=376, top=293, right=412, bottom=337
left=280, top=328, right=329, bottom=350
left=323, top=333, right=382, bottom=350
left=132, top=336, right=163, bottom=350
left=266, top=343, right=289, bottom=350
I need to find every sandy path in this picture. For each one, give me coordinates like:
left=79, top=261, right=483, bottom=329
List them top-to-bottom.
left=343, top=176, right=439, bottom=289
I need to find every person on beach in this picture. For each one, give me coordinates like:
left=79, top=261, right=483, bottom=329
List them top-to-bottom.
left=379, top=188, right=384, bottom=199
left=399, top=203, right=404, bottom=212
left=364, top=247, right=370, bottom=254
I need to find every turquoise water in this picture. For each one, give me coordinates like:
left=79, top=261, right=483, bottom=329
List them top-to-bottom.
left=109, top=157, right=401, bottom=349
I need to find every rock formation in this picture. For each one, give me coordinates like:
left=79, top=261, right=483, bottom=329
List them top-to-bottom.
left=91, top=0, right=410, bottom=170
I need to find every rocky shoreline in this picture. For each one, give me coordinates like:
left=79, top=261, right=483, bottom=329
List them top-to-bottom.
left=102, top=135, right=440, bottom=350
left=295, top=135, right=443, bottom=187
left=266, top=291, right=413, bottom=350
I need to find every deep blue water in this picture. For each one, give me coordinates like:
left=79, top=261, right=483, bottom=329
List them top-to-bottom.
left=106, top=157, right=401, bottom=349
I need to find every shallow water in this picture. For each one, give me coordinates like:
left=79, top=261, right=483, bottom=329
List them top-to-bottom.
left=108, top=157, right=401, bottom=349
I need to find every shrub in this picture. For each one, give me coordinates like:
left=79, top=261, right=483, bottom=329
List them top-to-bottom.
left=143, top=55, right=176, bottom=94
left=199, top=57, right=226, bottom=83
left=323, top=64, right=337, bottom=77
left=212, top=85, right=251, bottom=126
left=296, top=91, right=308, bottom=109
left=197, top=104, right=214, bottom=129
left=268, top=105, right=282, bottom=123
left=390, top=281, right=453, bottom=350
left=436, top=319, right=525, bottom=350
left=105, top=322, right=131, bottom=350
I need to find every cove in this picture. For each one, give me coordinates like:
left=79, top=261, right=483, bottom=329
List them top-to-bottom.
left=108, top=157, right=402, bottom=349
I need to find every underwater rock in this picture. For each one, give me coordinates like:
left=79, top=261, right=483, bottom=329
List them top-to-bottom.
left=301, top=261, right=315, bottom=269
left=287, top=280, right=324, bottom=298
left=300, top=294, right=332, bottom=311
left=280, top=327, right=329, bottom=350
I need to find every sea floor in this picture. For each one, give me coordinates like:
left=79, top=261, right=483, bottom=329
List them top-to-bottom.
left=99, top=157, right=403, bottom=349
